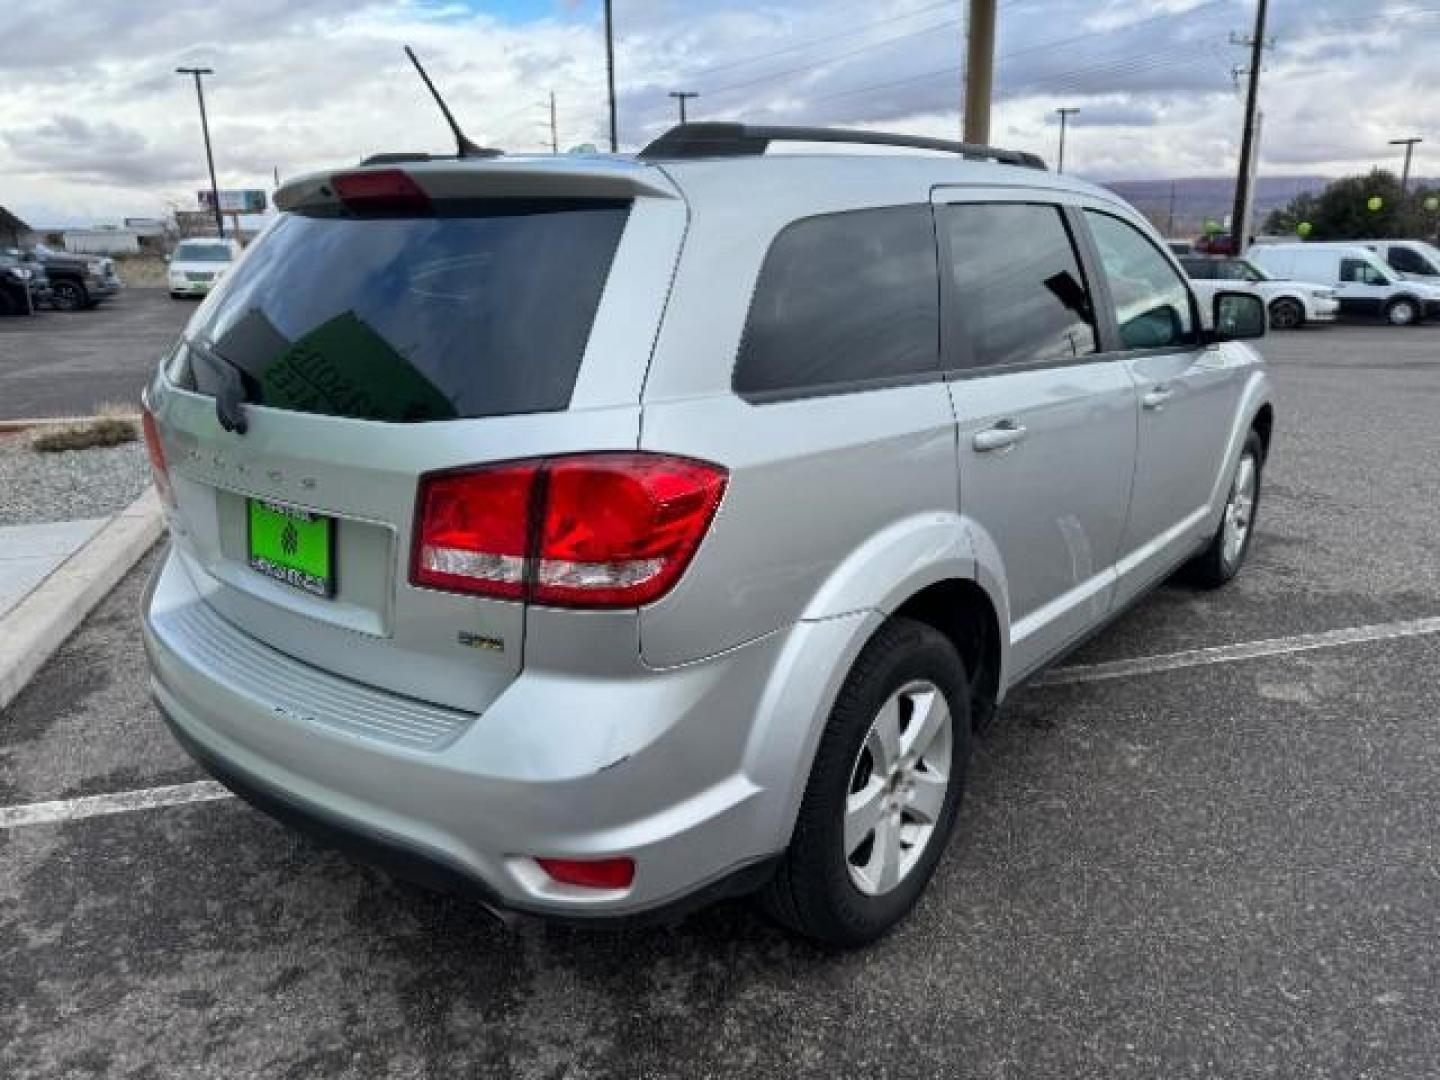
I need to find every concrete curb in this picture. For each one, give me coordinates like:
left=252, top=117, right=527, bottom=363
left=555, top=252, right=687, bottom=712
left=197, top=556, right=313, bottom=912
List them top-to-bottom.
left=0, top=414, right=142, bottom=433
left=0, top=487, right=165, bottom=710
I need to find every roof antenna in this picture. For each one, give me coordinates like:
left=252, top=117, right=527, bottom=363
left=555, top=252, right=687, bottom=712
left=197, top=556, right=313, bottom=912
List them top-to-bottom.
left=404, top=45, right=501, bottom=159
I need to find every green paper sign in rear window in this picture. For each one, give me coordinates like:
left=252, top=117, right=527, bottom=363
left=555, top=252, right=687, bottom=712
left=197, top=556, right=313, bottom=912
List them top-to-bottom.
left=183, top=201, right=630, bottom=422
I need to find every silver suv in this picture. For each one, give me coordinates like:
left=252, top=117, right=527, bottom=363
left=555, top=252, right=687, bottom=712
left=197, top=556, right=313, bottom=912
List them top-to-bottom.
left=141, top=123, right=1274, bottom=945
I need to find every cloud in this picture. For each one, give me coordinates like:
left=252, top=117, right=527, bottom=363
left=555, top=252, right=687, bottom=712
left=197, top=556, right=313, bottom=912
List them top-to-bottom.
left=0, top=0, right=1437, bottom=223
left=5, top=115, right=194, bottom=187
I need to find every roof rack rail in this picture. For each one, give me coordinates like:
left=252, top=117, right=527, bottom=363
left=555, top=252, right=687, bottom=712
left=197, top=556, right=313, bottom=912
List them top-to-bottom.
left=637, top=122, right=1047, bottom=170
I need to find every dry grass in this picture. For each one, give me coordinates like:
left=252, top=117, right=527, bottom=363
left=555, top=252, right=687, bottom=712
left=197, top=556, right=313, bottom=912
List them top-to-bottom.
left=30, top=416, right=139, bottom=453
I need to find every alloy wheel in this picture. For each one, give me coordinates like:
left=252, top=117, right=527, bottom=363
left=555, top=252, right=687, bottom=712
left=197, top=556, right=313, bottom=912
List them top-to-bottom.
left=1222, top=451, right=1258, bottom=569
left=845, top=680, right=952, bottom=896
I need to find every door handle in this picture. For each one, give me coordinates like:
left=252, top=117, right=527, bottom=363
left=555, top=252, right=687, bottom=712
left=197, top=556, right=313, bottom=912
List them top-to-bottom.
left=1141, top=385, right=1175, bottom=411
left=972, top=420, right=1028, bottom=453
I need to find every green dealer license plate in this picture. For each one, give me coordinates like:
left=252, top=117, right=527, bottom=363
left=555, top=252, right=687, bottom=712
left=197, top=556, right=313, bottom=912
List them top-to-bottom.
left=247, top=499, right=335, bottom=597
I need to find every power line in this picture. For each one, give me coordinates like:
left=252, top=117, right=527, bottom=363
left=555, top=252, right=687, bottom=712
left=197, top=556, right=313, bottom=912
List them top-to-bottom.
left=687, top=0, right=958, bottom=81
left=698, top=0, right=1038, bottom=99
left=733, top=0, right=1234, bottom=107
left=703, top=16, right=962, bottom=97
left=809, top=39, right=1228, bottom=106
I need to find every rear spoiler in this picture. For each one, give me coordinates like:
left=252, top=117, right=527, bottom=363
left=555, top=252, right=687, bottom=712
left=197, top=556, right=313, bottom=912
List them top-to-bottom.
left=275, top=159, right=680, bottom=212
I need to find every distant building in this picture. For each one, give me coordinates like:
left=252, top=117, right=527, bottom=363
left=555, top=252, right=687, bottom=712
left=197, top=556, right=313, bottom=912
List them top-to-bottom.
left=0, top=206, right=33, bottom=248
left=123, top=217, right=171, bottom=253
left=62, top=227, right=141, bottom=255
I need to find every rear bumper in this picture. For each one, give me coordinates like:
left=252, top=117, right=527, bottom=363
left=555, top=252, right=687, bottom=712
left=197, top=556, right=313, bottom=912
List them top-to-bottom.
left=168, top=280, right=212, bottom=296
left=142, top=545, right=854, bottom=919
left=160, top=704, right=779, bottom=925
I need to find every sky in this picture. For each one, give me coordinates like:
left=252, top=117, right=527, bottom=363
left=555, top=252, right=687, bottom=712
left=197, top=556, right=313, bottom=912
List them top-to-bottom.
left=1, top=0, right=1436, bottom=226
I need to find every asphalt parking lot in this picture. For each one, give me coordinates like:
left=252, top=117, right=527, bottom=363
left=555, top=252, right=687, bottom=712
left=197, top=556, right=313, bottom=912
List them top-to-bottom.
left=0, top=290, right=191, bottom=420
left=3, top=322, right=1440, bottom=1078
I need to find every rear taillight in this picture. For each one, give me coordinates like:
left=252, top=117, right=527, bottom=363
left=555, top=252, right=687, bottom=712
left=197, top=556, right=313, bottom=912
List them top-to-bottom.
left=331, top=168, right=431, bottom=214
left=141, top=407, right=174, bottom=507
left=411, top=453, right=727, bottom=609
left=413, top=463, right=537, bottom=600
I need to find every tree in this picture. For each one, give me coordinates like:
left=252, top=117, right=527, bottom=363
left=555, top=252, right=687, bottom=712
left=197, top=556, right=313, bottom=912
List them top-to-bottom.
left=1265, top=169, right=1440, bottom=241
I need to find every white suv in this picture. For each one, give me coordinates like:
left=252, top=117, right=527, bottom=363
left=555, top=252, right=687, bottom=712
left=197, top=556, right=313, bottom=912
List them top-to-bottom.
left=1179, top=255, right=1338, bottom=330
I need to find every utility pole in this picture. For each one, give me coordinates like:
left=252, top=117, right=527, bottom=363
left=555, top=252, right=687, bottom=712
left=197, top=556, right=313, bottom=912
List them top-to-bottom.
left=604, top=0, right=618, bottom=152
left=963, top=0, right=997, bottom=145
left=1230, top=0, right=1269, bottom=254
left=176, top=66, right=224, bottom=238
left=668, top=90, right=699, bottom=124
left=549, top=92, right=559, bottom=154
left=1055, top=107, right=1080, bottom=173
left=1390, top=137, right=1422, bottom=194
left=1167, top=181, right=1178, bottom=238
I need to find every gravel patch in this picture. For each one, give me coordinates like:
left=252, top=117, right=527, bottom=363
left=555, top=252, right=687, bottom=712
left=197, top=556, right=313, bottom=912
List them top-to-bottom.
left=0, top=434, right=152, bottom=526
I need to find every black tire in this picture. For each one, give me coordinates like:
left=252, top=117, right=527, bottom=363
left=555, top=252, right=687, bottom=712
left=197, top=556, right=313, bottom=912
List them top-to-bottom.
left=51, top=279, right=87, bottom=312
left=0, top=289, right=18, bottom=318
left=1268, top=297, right=1304, bottom=330
left=1385, top=297, right=1419, bottom=327
left=1186, top=430, right=1264, bottom=589
left=759, top=617, right=971, bottom=946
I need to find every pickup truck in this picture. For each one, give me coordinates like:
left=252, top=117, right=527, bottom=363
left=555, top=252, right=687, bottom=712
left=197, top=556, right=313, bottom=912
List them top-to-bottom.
left=5, top=244, right=122, bottom=310
left=0, top=251, right=53, bottom=316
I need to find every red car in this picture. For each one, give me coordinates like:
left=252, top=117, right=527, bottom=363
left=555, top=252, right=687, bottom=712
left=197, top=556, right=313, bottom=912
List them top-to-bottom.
left=1194, top=233, right=1239, bottom=256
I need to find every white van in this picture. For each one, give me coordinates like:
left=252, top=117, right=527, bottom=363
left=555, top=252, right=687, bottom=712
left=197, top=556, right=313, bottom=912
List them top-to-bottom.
left=1363, top=240, right=1440, bottom=285
left=1247, top=242, right=1440, bottom=326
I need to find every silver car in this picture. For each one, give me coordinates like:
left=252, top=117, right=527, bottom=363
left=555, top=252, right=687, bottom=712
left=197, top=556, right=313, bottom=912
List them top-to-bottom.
left=141, top=123, right=1274, bottom=945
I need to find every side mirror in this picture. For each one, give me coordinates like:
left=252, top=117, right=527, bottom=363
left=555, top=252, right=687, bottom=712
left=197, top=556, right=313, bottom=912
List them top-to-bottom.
left=1208, top=291, right=1266, bottom=341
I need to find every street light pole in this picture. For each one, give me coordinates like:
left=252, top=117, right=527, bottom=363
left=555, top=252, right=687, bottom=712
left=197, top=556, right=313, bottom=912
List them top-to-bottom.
left=603, top=0, right=618, bottom=152
left=176, top=66, right=224, bottom=239
left=668, top=90, right=699, bottom=124
left=549, top=92, right=559, bottom=154
left=1055, top=107, right=1080, bottom=173
left=1390, top=137, right=1422, bottom=194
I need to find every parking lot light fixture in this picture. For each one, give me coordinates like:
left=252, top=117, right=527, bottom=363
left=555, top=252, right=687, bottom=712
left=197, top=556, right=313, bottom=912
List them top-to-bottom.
left=176, top=66, right=224, bottom=239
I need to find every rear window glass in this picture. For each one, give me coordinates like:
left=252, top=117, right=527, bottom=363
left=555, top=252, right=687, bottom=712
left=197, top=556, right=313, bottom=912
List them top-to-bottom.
left=181, top=201, right=630, bottom=422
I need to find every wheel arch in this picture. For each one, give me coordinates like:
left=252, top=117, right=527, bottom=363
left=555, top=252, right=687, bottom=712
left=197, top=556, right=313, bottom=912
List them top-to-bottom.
left=1267, top=293, right=1306, bottom=323
left=1386, top=293, right=1423, bottom=319
left=1251, top=401, right=1274, bottom=461
left=891, top=579, right=1003, bottom=731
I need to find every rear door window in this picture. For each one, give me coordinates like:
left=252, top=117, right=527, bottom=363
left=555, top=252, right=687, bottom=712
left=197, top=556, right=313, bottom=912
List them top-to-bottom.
left=181, top=201, right=630, bottom=422
left=733, top=205, right=940, bottom=399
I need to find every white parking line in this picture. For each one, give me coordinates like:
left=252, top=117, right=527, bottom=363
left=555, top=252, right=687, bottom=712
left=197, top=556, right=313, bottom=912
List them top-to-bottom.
left=3, top=615, right=1440, bottom=831
left=1036, top=615, right=1440, bottom=687
left=0, top=780, right=233, bottom=830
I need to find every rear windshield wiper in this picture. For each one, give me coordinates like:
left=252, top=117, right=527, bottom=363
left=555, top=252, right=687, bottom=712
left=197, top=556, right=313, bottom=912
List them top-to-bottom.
left=187, top=338, right=251, bottom=435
